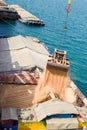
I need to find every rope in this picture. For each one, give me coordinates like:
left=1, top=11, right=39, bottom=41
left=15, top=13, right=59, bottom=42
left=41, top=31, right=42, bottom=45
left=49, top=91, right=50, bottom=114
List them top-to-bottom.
left=61, top=13, right=69, bottom=46
left=64, top=13, right=69, bottom=29
left=1, top=18, right=24, bottom=36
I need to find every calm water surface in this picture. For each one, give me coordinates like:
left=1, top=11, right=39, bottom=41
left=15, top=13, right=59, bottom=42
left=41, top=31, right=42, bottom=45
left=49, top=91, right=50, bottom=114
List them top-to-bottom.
left=1, top=0, right=87, bottom=97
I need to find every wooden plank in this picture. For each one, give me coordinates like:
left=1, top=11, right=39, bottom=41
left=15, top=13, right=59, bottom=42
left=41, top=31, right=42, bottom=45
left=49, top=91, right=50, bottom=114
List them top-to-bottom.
left=0, top=84, right=36, bottom=108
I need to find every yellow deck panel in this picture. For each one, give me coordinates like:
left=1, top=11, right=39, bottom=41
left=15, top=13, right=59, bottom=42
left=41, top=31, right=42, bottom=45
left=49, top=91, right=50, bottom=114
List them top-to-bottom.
left=18, top=122, right=46, bottom=130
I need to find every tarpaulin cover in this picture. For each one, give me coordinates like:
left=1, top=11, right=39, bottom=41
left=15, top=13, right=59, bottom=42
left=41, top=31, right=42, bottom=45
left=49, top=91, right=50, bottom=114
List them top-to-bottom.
left=0, top=35, right=49, bottom=72
left=34, top=99, right=78, bottom=121
left=46, top=118, right=78, bottom=130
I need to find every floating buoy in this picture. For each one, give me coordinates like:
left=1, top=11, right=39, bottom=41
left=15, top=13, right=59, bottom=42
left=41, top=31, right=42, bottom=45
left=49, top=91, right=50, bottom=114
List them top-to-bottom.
left=64, top=25, right=67, bottom=29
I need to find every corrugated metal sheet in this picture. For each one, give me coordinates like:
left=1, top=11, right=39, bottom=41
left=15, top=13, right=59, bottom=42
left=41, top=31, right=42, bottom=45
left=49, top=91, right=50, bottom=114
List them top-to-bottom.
left=0, top=35, right=49, bottom=72
left=34, top=99, right=79, bottom=121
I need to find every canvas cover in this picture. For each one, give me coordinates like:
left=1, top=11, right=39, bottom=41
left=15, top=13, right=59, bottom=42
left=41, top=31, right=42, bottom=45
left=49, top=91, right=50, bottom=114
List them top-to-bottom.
left=0, top=35, right=49, bottom=72
left=34, top=99, right=78, bottom=121
left=46, top=118, right=78, bottom=130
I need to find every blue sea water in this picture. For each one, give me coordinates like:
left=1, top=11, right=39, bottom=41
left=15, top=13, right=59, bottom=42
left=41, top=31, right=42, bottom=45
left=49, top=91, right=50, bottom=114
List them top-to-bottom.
left=1, top=0, right=87, bottom=97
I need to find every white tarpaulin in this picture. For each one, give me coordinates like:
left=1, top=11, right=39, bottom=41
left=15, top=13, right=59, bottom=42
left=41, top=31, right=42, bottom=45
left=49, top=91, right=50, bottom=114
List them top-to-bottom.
left=0, top=35, right=49, bottom=72
left=34, top=99, right=78, bottom=121
left=46, top=118, right=78, bottom=130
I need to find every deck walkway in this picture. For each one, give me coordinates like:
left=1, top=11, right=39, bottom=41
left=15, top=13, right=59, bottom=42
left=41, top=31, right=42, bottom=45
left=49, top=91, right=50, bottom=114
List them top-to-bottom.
left=9, top=5, right=45, bottom=26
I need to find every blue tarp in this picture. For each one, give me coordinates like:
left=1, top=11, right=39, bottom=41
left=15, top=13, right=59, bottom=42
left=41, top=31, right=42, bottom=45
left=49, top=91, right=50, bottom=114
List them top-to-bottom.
left=44, top=114, right=76, bottom=120
left=1, top=125, right=18, bottom=130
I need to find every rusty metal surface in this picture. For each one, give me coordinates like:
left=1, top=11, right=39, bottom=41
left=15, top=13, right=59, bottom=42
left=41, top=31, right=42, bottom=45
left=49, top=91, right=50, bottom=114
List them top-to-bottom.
left=0, top=71, right=37, bottom=84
